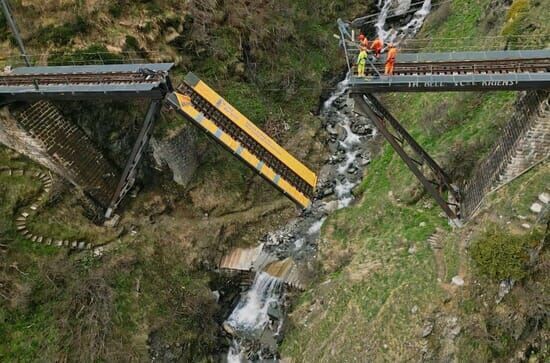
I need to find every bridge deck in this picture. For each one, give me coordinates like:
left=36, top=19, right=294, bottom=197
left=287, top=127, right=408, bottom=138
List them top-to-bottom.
left=349, top=50, right=550, bottom=92
left=0, top=63, right=174, bottom=101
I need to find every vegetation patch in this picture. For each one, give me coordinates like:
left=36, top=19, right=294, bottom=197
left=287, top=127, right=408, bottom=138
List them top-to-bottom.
left=469, top=225, right=540, bottom=281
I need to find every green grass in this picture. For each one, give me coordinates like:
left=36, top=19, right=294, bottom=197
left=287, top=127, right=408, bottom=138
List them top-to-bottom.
left=282, top=0, right=550, bottom=360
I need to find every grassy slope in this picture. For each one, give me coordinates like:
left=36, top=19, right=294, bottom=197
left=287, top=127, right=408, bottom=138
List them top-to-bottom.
left=281, top=0, right=549, bottom=361
left=0, top=1, right=364, bottom=361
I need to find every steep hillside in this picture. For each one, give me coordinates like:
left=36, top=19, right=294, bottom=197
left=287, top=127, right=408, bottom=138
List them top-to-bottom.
left=0, top=0, right=548, bottom=362
left=281, top=0, right=549, bottom=361
left=0, top=1, right=366, bottom=361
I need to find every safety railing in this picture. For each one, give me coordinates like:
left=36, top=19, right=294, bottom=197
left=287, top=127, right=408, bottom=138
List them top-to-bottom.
left=340, top=32, right=550, bottom=72
left=398, top=34, right=550, bottom=53
left=0, top=50, right=175, bottom=69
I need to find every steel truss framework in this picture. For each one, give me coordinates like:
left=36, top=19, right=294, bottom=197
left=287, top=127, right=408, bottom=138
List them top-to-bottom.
left=353, top=93, right=461, bottom=224
left=105, top=100, right=162, bottom=219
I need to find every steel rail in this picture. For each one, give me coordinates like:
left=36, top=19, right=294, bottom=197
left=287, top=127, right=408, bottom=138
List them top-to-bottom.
left=350, top=58, right=550, bottom=76
left=0, top=72, right=164, bottom=86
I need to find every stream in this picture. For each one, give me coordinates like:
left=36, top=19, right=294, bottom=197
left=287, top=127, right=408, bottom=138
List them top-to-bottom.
left=224, top=1, right=432, bottom=361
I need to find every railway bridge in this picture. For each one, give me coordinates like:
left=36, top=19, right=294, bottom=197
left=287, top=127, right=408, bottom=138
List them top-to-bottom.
left=0, top=0, right=548, bottom=224
left=338, top=20, right=550, bottom=224
left=2, top=46, right=547, bottom=223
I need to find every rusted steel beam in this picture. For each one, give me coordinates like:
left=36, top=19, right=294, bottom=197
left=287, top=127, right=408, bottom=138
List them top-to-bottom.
left=353, top=93, right=461, bottom=224
left=105, top=100, right=161, bottom=219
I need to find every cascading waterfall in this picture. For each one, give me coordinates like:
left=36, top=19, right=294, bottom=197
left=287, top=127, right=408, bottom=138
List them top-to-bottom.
left=376, top=0, right=432, bottom=43
left=224, top=1, right=433, bottom=361
left=225, top=272, right=283, bottom=337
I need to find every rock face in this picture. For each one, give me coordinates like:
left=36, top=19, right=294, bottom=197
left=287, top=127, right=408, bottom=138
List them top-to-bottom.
left=151, top=126, right=198, bottom=186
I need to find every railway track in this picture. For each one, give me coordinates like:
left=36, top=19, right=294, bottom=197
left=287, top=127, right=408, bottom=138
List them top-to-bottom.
left=359, top=57, right=550, bottom=76
left=0, top=71, right=165, bottom=86
left=176, top=83, right=315, bottom=200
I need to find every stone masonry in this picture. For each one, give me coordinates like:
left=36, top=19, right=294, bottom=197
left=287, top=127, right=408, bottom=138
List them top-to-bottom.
left=151, top=125, right=198, bottom=186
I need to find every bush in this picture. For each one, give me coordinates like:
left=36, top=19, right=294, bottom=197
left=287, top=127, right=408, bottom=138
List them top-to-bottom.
left=502, top=0, right=530, bottom=43
left=108, top=3, right=124, bottom=18
left=36, top=16, right=90, bottom=46
left=124, top=35, right=140, bottom=51
left=470, top=225, right=542, bottom=281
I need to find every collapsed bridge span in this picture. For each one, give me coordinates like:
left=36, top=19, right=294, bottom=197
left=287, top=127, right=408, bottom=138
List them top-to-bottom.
left=166, top=73, right=317, bottom=209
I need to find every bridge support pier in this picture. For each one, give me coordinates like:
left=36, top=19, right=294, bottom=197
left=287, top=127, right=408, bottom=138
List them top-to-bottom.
left=352, top=93, right=462, bottom=225
left=105, top=100, right=162, bottom=219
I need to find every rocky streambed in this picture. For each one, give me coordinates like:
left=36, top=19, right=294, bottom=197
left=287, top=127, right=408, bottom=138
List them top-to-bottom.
left=221, top=0, right=434, bottom=360
left=223, top=78, right=377, bottom=362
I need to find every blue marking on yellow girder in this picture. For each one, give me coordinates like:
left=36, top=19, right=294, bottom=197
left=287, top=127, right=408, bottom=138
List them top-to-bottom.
left=194, top=113, right=205, bottom=124
left=214, top=128, right=223, bottom=139
left=235, top=145, right=244, bottom=155
left=256, top=161, right=264, bottom=171
left=273, top=174, right=281, bottom=185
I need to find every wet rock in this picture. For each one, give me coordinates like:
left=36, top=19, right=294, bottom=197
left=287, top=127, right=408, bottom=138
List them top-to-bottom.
left=333, top=98, right=346, bottom=110
left=351, top=122, right=373, bottom=136
left=326, top=124, right=338, bottom=136
left=335, top=124, right=347, bottom=141
left=328, top=141, right=340, bottom=154
left=358, top=154, right=371, bottom=166
left=347, top=165, right=359, bottom=174
left=539, top=192, right=549, bottom=204
left=322, top=200, right=339, bottom=214
left=267, top=302, right=282, bottom=321
left=223, top=322, right=236, bottom=336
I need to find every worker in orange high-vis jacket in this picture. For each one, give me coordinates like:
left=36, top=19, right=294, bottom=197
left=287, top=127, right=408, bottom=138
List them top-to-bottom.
left=371, top=37, right=384, bottom=59
left=385, top=43, right=397, bottom=75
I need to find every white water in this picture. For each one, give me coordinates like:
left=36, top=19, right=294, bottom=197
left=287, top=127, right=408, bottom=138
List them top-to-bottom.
left=375, top=0, right=432, bottom=44
left=225, top=2, right=434, bottom=360
left=323, top=76, right=349, bottom=109
left=323, top=84, right=364, bottom=210
left=307, top=217, right=327, bottom=236
left=225, top=272, right=283, bottom=335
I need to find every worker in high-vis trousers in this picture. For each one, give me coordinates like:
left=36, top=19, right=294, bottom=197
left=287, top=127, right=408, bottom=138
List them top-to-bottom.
left=385, top=43, right=397, bottom=75
left=357, top=47, right=368, bottom=77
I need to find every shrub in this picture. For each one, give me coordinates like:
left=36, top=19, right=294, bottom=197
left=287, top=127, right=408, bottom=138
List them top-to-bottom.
left=502, top=0, right=530, bottom=43
left=108, top=3, right=124, bottom=18
left=35, top=16, right=90, bottom=46
left=124, top=35, right=140, bottom=51
left=470, top=225, right=542, bottom=281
